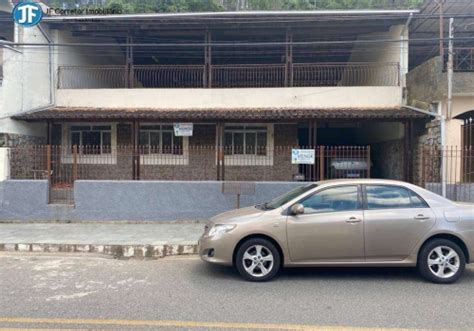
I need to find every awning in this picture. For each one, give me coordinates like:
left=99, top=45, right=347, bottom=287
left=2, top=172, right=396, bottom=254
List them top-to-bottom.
left=13, top=106, right=431, bottom=121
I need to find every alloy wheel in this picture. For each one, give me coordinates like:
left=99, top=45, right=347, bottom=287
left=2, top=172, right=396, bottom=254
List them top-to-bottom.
left=242, top=245, right=274, bottom=278
left=427, top=246, right=460, bottom=279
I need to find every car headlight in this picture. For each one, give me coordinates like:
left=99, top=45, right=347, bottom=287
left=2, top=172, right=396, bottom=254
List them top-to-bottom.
left=208, top=224, right=236, bottom=237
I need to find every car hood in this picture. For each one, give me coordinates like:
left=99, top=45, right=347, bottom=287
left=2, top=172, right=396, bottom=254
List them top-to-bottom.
left=210, top=206, right=264, bottom=224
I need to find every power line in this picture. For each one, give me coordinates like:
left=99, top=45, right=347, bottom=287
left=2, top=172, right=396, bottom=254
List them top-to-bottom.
left=2, top=36, right=474, bottom=48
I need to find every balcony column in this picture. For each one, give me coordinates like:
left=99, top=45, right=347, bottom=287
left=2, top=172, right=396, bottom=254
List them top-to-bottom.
left=285, top=28, right=293, bottom=87
left=204, top=31, right=212, bottom=88
left=126, top=33, right=134, bottom=88
left=46, top=120, right=52, bottom=145
left=132, top=120, right=140, bottom=180
left=308, top=120, right=317, bottom=181
left=404, top=120, right=414, bottom=183
left=216, top=122, right=225, bottom=180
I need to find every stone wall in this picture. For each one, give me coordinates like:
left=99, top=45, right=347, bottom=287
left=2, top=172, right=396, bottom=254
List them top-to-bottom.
left=413, top=120, right=441, bottom=185
left=225, top=124, right=298, bottom=181
left=0, top=133, right=45, bottom=147
left=371, top=139, right=405, bottom=180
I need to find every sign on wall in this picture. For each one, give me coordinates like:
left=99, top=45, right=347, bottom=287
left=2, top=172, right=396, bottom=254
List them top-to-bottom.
left=174, top=123, right=193, bottom=136
left=291, top=149, right=315, bottom=165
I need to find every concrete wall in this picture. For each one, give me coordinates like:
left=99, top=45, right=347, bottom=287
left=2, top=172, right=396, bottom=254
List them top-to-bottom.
left=0, top=25, right=50, bottom=138
left=344, top=25, right=406, bottom=87
left=54, top=29, right=125, bottom=88
left=54, top=29, right=124, bottom=67
left=407, top=56, right=474, bottom=110
left=406, top=57, right=446, bottom=108
left=56, top=86, right=402, bottom=109
left=0, top=180, right=306, bottom=221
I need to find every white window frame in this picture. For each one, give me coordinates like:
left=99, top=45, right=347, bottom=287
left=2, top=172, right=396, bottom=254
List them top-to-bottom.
left=61, top=123, right=117, bottom=165
left=220, top=123, right=274, bottom=166
left=139, top=124, right=189, bottom=166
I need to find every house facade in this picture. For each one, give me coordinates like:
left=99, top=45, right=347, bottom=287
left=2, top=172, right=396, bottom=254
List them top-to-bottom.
left=1, top=4, right=441, bottom=208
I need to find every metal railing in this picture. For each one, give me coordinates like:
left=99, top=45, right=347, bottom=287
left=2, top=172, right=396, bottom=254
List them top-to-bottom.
left=57, top=62, right=400, bottom=89
left=293, top=62, right=399, bottom=87
left=212, top=64, right=285, bottom=88
left=58, top=65, right=128, bottom=89
left=133, top=65, right=205, bottom=88
left=10, top=145, right=371, bottom=204
left=421, top=146, right=474, bottom=202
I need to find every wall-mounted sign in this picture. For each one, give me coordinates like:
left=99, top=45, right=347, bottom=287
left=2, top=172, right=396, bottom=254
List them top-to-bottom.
left=174, top=123, right=193, bottom=136
left=291, top=149, right=315, bottom=165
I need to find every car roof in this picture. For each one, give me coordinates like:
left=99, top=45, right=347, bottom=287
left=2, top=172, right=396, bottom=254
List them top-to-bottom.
left=314, top=178, right=412, bottom=187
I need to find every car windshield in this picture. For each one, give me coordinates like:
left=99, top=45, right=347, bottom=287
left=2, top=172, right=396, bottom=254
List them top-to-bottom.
left=258, top=184, right=318, bottom=210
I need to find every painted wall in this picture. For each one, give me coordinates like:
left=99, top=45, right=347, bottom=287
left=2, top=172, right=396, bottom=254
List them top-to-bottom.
left=0, top=25, right=50, bottom=137
left=343, top=25, right=406, bottom=87
left=54, top=29, right=125, bottom=88
left=54, top=29, right=124, bottom=67
left=56, top=86, right=402, bottom=109
left=445, top=96, right=474, bottom=147
left=0, top=180, right=306, bottom=221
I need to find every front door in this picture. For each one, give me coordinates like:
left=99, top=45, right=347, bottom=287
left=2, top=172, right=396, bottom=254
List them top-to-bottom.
left=286, top=185, right=365, bottom=262
left=363, top=185, right=436, bottom=261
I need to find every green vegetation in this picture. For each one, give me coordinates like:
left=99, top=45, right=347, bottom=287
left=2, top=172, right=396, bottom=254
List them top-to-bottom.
left=43, top=0, right=424, bottom=13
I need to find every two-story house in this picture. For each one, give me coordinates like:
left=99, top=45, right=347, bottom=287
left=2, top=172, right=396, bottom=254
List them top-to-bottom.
left=1, top=6, right=432, bottom=205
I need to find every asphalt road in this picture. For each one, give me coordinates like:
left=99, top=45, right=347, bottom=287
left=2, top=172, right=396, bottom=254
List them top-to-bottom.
left=0, top=253, right=473, bottom=330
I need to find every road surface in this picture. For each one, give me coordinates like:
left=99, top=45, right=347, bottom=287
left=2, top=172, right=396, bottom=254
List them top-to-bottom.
left=0, top=253, right=473, bottom=330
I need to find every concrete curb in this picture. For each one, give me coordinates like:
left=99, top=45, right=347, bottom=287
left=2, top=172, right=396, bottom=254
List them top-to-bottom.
left=0, top=243, right=199, bottom=259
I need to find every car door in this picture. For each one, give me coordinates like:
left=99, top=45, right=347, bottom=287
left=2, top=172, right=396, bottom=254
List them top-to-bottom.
left=286, top=185, right=365, bottom=262
left=363, top=185, right=436, bottom=261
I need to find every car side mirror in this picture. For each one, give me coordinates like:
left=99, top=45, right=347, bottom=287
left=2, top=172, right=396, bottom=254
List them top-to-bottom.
left=290, top=203, right=304, bottom=215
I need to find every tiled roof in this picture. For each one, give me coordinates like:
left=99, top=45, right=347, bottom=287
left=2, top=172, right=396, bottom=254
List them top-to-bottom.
left=13, top=106, right=431, bottom=121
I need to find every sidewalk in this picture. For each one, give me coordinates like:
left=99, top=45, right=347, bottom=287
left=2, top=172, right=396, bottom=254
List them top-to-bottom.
left=0, top=222, right=204, bottom=258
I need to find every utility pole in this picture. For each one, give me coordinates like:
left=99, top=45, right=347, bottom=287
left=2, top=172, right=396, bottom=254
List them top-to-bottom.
left=439, top=0, right=444, bottom=59
left=441, top=17, right=454, bottom=198
left=447, top=18, right=454, bottom=120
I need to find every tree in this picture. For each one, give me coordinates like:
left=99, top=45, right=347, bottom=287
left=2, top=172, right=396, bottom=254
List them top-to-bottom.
left=43, top=0, right=423, bottom=13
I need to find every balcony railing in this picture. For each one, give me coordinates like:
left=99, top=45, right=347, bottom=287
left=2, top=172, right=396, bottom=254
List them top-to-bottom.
left=57, top=62, right=400, bottom=89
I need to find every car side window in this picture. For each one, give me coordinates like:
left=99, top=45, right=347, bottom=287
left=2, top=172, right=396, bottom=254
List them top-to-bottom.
left=365, top=185, right=429, bottom=209
left=300, top=186, right=359, bottom=214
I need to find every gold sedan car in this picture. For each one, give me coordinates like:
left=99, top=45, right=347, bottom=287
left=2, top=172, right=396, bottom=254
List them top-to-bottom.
left=199, top=179, right=474, bottom=283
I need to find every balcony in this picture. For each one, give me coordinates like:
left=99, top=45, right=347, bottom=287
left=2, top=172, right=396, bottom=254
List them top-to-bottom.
left=57, top=62, right=400, bottom=89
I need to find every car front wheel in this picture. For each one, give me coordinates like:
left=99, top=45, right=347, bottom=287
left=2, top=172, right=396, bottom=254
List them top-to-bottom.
left=235, top=238, right=281, bottom=282
left=418, top=239, right=466, bottom=284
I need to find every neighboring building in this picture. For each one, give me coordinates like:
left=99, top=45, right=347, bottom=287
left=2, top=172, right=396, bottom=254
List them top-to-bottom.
left=406, top=0, right=474, bottom=194
left=2, top=6, right=439, bottom=205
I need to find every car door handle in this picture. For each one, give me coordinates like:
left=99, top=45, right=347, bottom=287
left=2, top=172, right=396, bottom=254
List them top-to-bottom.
left=414, top=214, right=430, bottom=221
left=346, top=217, right=362, bottom=224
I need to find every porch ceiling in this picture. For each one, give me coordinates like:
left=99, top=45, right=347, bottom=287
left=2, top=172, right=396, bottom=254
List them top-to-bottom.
left=13, top=106, right=431, bottom=121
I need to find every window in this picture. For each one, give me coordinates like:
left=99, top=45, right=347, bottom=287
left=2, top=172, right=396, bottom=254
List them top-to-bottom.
left=70, top=125, right=111, bottom=154
left=139, top=125, right=183, bottom=155
left=224, top=125, right=267, bottom=156
left=262, top=184, right=318, bottom=210
left=365, top=185, right=428, bottom=209
left=300, top=186, right=360, bottom=214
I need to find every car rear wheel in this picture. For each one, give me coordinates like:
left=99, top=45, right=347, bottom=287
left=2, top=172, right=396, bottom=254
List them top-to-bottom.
left=235, top=238, right=281, bottom=282
left=418, top=239, right=466, bottom=284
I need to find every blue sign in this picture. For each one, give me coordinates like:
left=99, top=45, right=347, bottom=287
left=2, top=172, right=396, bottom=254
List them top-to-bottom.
left=12, top=2, right=43, bottom=27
